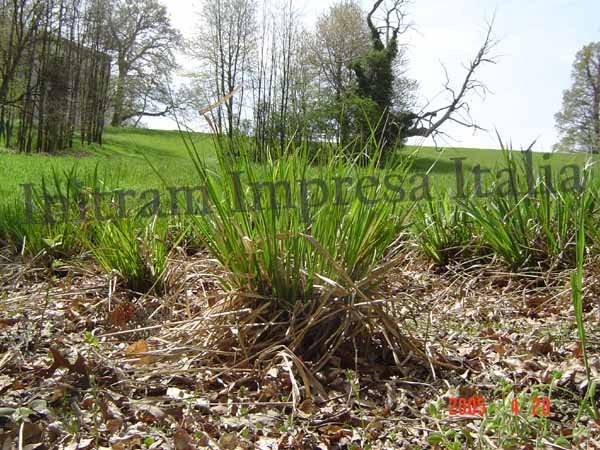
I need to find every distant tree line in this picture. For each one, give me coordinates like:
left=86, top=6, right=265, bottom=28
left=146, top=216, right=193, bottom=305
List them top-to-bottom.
left=0, top=0, right=180, bottom=153
left=0, top=0, right=111, bottom=153
left=1, top=0, right=503, bottom=157
left=190, top=0, right=497, bottom=159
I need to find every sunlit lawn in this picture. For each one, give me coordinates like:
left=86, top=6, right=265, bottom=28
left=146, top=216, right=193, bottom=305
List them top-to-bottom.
left=0, top=127, right=592, bottom=207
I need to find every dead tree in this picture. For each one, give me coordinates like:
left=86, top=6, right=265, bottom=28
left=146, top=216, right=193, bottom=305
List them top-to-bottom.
left=357, top=0, right=497, bottom=146
left=404, top=20, right=497, bottom=142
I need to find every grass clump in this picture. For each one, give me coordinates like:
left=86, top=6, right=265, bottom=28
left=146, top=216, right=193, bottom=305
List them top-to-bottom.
left=174, top=132, right=426, bottom=369
left=186, top=135, right=413, bottom=302
left=464, top=143, right=596, bottom=271
left=0, top=166, right=114, bottom=262
left=571, top=170, right=599, bottom=422
left=413, top=192, right=476, bottom=265
left=87, top=217, right=178, bottom=294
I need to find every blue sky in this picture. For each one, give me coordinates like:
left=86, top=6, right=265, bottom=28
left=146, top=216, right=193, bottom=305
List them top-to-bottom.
left=159, top=0, right=600, bottom=150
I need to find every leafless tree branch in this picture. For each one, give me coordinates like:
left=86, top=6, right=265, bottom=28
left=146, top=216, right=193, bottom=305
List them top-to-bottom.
left=404, top=16, right=498, bottom=139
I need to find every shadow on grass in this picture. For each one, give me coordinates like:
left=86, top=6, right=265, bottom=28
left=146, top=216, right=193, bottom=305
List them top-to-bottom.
left=410, top=157, right=471, bottom=175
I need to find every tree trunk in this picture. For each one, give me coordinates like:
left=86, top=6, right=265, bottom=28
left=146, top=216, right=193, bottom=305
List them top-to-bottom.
left=111, top=59, right=128, bottom=127
left=594, top=64, right=600, bottom=152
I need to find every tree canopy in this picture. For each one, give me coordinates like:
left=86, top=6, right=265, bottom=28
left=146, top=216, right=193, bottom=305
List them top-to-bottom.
left=109, top=0, right=182, bottom=127
left=555, top=42, right=600, bottom=153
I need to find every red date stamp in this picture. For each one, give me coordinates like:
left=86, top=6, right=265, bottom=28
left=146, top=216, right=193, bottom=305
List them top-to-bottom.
left=449, top=396, right=551, bottom=416
left=448, top=397, right=487, bottom=416
left=514, top=397, right=551, bottom=416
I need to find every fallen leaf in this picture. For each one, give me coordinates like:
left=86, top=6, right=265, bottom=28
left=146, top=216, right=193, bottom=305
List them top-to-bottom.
left=109, top=303, right=136, bottom=326
left=0, top=319, right=18, bottom=327
left=125, top=340, right=152, bottom=365
left=529, top=340, right=553, bottom=356
left=570, top=341, right=583, bottom=359
left=493, top=344, right=506, bottom=355
left=45, top=347, right=89, bottom=377
left=46, top=347, right=70, bottom=375
left=71, top=354, right=89, bottom=376
left=522, top=360, right=544, bottom=371
left=0, top=375, right=12, bottom=393
left=166, top=387, right=192, bottom=400
left=297, top=399, right=318, bottom=418
left=29, top=400, right=49, bottom=416
left=135, top=404, right=167, bottom=424
left=106, top=418, right=122, bottom=434
left=366, top=419, right=384, bottom=431
left=19, top=422, right=43, bottom=445
left=318, top=424, right=353, bottom=443
left=560, top=426, right=574, bottom=437
left=173, top=428, right=194, bottom=450
left=195, top=431, right=210, bottom=447
left=218, top=432, right=240, bottom=450
left=77, top=438, right=94, bottom=449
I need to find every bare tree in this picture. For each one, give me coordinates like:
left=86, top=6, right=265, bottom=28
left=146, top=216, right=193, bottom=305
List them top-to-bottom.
left=0, top=0, right=113, bottom=152
left=0, top=0, right=44, bottom=144
left=0, top=0, right=43, bottom=105
left=108, top=0, right=181, bottom=127
left=191, top=0, right=257, bottom=140
left=249, top=0, right=310, bottom=152
left=306, top=0, right=373, bottom=145
left=310, top=0, right=370, bottom=99
left=353, top=0, right=412, bottom=117
left=404, top=21, right=497, bottom=142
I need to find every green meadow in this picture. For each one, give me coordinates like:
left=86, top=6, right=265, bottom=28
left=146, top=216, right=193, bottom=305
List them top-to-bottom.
left=0, top=127, right=592, bottom=206
left=0, top=128, right=214, bottom=204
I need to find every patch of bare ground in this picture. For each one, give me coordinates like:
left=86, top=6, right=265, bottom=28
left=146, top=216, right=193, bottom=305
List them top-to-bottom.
left=1, top=248, right=599, bottom=449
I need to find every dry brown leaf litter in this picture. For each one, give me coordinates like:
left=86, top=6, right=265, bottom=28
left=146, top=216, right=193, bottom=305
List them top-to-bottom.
left=0, top=251, right=599, bottom=449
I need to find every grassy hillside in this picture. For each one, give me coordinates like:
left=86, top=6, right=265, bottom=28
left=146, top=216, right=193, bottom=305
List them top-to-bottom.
left=0, top=127, right=592, bottom=205
left=0, top=128, right=214, bottom=204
